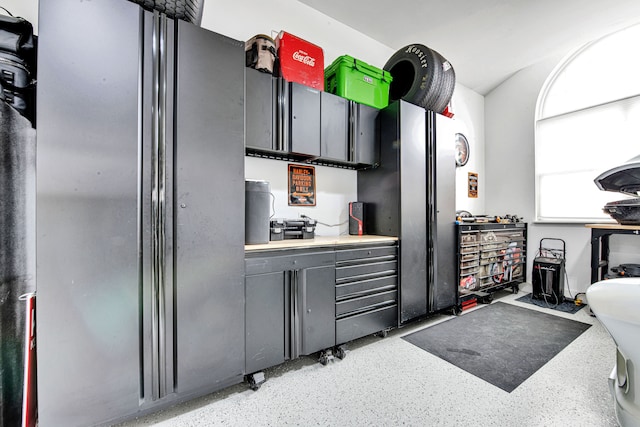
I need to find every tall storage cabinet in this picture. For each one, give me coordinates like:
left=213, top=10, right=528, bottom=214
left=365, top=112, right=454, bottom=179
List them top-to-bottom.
left=36, top=1, right=245, bottom=425
left=358, top=101, right=457, bottom=323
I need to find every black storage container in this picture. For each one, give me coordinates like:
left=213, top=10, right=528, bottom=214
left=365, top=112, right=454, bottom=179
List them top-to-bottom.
left=245, top=180, right=271, bottom=244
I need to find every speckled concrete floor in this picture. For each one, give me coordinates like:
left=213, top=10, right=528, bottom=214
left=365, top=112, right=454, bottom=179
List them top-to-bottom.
left=117, top=290, right=618, bottom=427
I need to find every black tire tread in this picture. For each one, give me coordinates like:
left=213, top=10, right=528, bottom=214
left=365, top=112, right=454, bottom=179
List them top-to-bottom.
left=128, top=0, right=202, bottom=24
left=383, top=43, right=456, bottom=114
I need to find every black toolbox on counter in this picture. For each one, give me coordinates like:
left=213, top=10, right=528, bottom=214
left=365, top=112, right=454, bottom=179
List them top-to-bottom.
left=270, top=218, right=316, bottom=240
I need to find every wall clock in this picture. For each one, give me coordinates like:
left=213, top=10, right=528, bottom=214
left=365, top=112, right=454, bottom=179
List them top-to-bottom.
left=455, top=133, right=470, bottom=167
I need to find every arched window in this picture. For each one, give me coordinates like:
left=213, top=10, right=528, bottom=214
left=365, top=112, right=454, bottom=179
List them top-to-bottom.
left=535, top=24, right=640, bottom=222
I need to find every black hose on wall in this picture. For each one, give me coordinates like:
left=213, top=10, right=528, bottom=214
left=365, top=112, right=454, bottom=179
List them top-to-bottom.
left=0, top=101, right=36, bottom=426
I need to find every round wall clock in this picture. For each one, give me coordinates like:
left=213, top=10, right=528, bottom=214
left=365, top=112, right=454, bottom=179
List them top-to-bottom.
left=455, top=133, right=470, bottom=167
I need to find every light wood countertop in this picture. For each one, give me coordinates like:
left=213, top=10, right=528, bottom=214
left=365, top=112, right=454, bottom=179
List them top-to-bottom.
left=585, top=223, right=640, bottom=231
left=245, top=235, right=398, bottom=252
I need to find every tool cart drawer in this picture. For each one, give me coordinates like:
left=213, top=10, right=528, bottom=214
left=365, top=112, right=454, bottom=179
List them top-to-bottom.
left=335, top=243, right=398, bottom=344
left=335, top=245, right=397, bottom=262
left=245, top=250, right=335, bottom=275
left=335, top=260, right=397, bottom=281
left=335, top=275, right=397, bottom=299
left=336, top=289, right=398, bottom=317
left=336, top=305, right=397, bottom=344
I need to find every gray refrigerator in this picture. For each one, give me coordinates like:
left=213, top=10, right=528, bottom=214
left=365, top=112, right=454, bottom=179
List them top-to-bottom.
left=36, top=0, right=245, bottom=425
left=358, top=100, right=456, bottom=324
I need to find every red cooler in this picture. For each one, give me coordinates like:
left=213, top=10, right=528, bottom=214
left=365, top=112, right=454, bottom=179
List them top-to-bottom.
left=275, top=31, right=324, bottom=90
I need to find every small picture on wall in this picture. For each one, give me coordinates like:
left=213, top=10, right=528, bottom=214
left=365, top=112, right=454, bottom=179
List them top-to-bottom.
left=288, top=164, right=316, bottom=206
left=468, top=172, right=478, bottom=198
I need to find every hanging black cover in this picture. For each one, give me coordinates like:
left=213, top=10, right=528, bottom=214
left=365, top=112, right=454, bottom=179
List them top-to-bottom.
left=0, top=10, right=37, bottom=125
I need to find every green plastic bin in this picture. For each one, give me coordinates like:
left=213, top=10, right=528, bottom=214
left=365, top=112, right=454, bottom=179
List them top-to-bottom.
left=325, top=55, right=393, bottom=109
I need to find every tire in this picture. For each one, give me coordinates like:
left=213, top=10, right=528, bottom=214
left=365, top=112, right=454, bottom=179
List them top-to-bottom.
left=128, top=0, right=203, bottom=24
left=383, top=44, right=455, bottom=114
left=431, top=50, right=456, bottom=113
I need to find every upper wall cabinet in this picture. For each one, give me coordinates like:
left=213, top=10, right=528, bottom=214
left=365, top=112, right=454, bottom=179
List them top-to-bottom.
left=245, top=66, right=276, bottom=152
left=245, top=68, right=379, bottom=169
left=281, top=79, right=321, bottom=157
left=320, top=91, right=349, bottom=162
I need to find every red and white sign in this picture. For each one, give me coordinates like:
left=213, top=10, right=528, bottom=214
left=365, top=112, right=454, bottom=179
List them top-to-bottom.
left=275, top=31, right=324, bottom=90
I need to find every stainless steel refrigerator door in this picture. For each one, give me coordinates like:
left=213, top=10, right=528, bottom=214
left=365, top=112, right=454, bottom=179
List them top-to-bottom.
left=36, top=0, right=143, bottom=425
left=173, top=20, right=245, bottom=393
left=428, top=112, right=457, bottom=312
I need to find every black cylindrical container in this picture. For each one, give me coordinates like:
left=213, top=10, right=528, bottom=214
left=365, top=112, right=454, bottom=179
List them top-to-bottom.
left=245, top=180, right=271, bottom=244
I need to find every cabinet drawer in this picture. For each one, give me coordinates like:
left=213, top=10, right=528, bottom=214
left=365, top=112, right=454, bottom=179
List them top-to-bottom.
left=336, top=245, right=397, bottom=262
left=245, top=251, right=335, bottom=275
left=335, top=260, right=397, bottom=281
left=336, top=275, right=397, bottom=300
left=336, top=290, right=397, bottom=317
left=336, top=304, right=397, bottom=344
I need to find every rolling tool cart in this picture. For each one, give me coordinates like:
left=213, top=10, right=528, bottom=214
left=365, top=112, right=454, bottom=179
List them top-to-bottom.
left=457, top=222, right=527, bottom=311
left=532, top=238, right=566, bottom=305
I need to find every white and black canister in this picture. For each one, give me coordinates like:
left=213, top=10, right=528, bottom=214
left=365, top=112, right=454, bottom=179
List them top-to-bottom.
left=245, top=179, right=271, bottom=244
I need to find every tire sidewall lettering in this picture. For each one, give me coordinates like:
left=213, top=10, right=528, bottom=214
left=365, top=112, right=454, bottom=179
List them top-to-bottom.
left=404, top=45, right=429, bottom=68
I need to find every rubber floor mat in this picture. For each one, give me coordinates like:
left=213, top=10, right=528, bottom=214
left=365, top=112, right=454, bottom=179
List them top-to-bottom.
left=402, top=302, right=590, bottom=392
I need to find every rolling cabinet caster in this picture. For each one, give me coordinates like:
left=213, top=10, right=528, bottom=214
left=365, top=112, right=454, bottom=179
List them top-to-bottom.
left=481, top=294, right=494, bottom=304
left=377, top=329, right=389, bottom=338
left=334, top=345, right=348, bottom=360
left=319, top=349, right=335, bottom=366
left=246, top=372, right=265, bottom=391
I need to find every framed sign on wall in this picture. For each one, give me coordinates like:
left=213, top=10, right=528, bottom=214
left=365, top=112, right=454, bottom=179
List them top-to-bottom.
left=288, top=164, right=316, bottom=206
left=468, top=172, right=478, bottom=198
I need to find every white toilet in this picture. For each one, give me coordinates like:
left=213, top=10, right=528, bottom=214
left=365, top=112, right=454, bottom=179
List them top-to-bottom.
left=587, top=278, right=640, bottom=427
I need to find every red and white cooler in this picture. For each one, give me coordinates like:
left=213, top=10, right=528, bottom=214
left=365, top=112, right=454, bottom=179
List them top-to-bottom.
left=275, top=31, right=324, bottom=90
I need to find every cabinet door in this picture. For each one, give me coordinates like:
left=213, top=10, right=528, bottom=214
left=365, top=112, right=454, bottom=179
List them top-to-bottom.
left=36, top=1, right=143, bottom=425
left=174, top=21, right=245, bottom=392
left=245, top=67, right=275, bottom=151
left=288, top=82, right=320, bottom=156
left=320, top=91, right=349, bottom=161
left=399, top=102, right=428, bottom=323
left=353, top=103, right=379, bottom=166
left=429, top=112, right=457, bottom=312
left=297, top=264, right=336, bottom=355
left=246, top=272, right=287, bottom=373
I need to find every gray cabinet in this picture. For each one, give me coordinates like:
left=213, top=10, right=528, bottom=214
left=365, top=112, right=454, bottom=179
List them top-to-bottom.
left=37, top=1, right=245, bottom=425
left=245, top=68, right=276, bottom=151
left=245, top=74, right=378, bottom=168
left=284, top=81, right=321, bottom=156
left=320, top=91, right=349, bottom=162
left=358, top=101, right=457, bottom=324
left=351, top=103, right=379, bottom=167
left=335, top=243, right=399, bottom=343
left=245, top=250, right=335, bottom=373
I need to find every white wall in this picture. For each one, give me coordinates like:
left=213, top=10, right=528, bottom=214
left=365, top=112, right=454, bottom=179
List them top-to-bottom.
left=485, top=54, right=640, bottom=297
left=452, top=83, right=485, bottom=215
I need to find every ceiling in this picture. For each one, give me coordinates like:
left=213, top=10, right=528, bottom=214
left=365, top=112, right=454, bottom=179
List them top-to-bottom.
left=5, top=0, right=640, bottom=95
left=299, top=0, right=640, bottom=95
